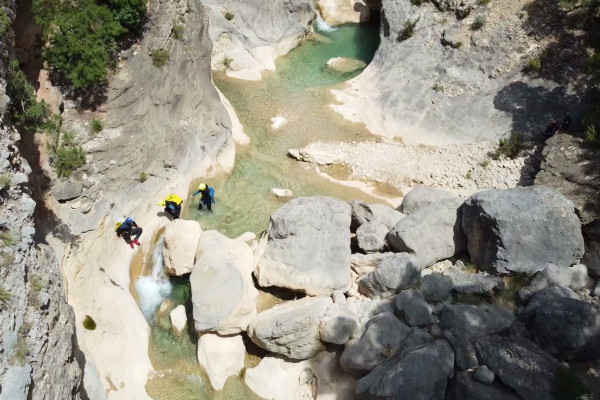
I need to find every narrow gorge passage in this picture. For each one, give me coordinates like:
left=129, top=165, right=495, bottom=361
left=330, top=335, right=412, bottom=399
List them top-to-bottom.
left=137, top=18, right=383, bottom=400
left=184, top=20, right=382, bottom=238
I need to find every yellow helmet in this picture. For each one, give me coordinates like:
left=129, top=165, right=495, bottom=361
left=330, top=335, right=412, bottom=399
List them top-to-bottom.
left=198, top=183, right=207, bottom=191
left=159, top=200, right=166, bottom=207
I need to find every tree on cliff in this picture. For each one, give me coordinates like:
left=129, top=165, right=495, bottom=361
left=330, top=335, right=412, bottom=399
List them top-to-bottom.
left=32, top=0, right=145, bottom=91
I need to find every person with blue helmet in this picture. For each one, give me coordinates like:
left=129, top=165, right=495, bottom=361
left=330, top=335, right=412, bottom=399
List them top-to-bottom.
left=192, top=183, right=216, bottom=212
left=115, top=217, right=142, bottom=248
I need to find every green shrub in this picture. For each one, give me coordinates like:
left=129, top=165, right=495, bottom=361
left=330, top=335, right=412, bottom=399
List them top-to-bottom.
left=32, top=0, right=146, bottom=90
left=410, top=0, right=427, bottom=5
left=477, top=0, right=490, bottom=5
left=0, top=8, right=10, bottom=36
left=456, top=8, right=472, bottom=19
left=224, top=11, right=234, bottom=20
left=472, top=15, right=486, bottom=29
left=398, top=18, right=419, bottom=42
left=172, top=24, right=184, bottom=40
left=151, top=49, right=170, bottom=67
left=221, top=55, right=233, bottom=70
left=527, top=56, right=542, bottom=73
left=6, top=59, right=49, bottom=131
left=432, top=83, right=444, bottom=92
left=583, top=103, right=600, bottom=146
left=91, top=118, right=103, bottom=133
left=493, top=132, right=523, bottom=159
left=54, top=133, right=86, bottom=177
left=479, top=159, right=490, bottom=168
left=139, top=171, right=148, bottom=182
left=466, top=171, right=473, bottom=180
left=0, top=173, right=11, bottom=190
left=0, top=230, right=15, bottom=247
left=0, top=252, right=15, bottom=269
left=29, top=275, right=44, bottom=292
left=0, top=286, right=11, bottom=304
left=12, top=339, right=29, bottom=365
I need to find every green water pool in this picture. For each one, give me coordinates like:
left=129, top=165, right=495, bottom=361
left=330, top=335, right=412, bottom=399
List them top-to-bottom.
left=185, top=22, right=381, bottom=238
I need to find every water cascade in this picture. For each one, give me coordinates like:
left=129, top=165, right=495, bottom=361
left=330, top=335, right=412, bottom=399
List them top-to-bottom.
left=134, top=237, right=172, bottom=320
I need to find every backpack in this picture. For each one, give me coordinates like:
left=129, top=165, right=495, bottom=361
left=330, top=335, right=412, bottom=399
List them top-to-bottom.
left=115, top=221, right=123, bottom=233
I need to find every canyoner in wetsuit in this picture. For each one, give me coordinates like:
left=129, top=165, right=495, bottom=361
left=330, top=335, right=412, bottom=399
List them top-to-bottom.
left=192, top=183, right=216, bottom=212
left=159, top=194, right=183, bottom=219
left=115, top=217, right=143, bottom=248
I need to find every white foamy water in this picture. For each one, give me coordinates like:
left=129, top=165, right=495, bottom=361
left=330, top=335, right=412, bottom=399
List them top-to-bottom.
left=316, top=13, right=337, bottom=33
left=135, top=237, right=172, bottom=321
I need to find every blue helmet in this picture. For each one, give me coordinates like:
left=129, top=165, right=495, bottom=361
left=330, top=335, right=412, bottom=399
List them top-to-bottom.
left=125, top=217, right=133, bottom=224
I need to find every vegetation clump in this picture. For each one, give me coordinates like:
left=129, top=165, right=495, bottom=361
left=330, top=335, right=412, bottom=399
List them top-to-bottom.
left=32, top=0, right=146, bottom=90
left=0, top=8, right=11, bottom=36
left=224, top=11, right=234, bottom=20
left=472, top=15, right=486, bottom=30
left=398, top=18, right=419, bottom=42
left=172, top=23, right=184, bottom=40
left=151, top=49, right=170, bottom=67
left=221, top=55, right=233, bottom=70
left=527, top=56, right=542, bottom=74
left=6, top=59, right=50, bottom=131
left=583, top=103, right=600, bottom=146
left=91, top=118, right=103, bottom=133
left=493, top=132, right=523, bottom=159
left=54, top=133, right=87, bottom=178
left=139, top=171, right=148, bottom=182
left=0, top=173, right=11, bottom=190
left=0, top=230, right=15, bottom=247
left=0, top=286, right=11, bottom=304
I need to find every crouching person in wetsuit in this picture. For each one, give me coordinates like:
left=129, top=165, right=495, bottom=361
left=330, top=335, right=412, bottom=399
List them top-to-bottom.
left=192, top=183, right=216, bottom=212
left=159, top=194, right=183, bottom=219
left=115, top=217, right=142, bottom=248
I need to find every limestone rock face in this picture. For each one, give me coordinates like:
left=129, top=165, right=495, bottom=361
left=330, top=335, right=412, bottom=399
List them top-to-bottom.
left=205, top=0, right=315, bottom=80
left=318, top=0, right=373, bottom=25
left=325, top=57, right=367, bottom=75
left=536, top=134, right=600, bottom=225
left=399, top=185, right=456, bottom=215
left=462, top=186, right=584, bottom=275
left=256, top=196, right=352, bottom=295
left=388, top=197, right=466, bottom=268
left=163, top=219, right=203, bottom=276
left=191, top=231, right=258, bottom=334
left=358, top=253, right=421, bottom=299
left=247, top=296, right=333, bottom=360
left=170, top=305, right=187, bottom=335
left=340, top=312, right=410, bottom=375
left=197, top=333, right=245, bottom=390
left=474, top=336, right=560, bottom=400
left=356, top=340, right=454, bottom=400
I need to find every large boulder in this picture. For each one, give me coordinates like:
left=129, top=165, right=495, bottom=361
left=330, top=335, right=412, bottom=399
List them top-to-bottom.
left=325, top=57, right=366, bottom=75
left=535, top=133, right=600, bottom=225
left=52, top=181, right=82, bottom=201
left=399, top=185, right=456, bottom=215
left=462, top=186, right=585, bottom=275
left=256, top=196, right=352, bottom=295
left=388, top=197, right=467, bottom=268
left=350, top=200, right=404, bottom=230
left=163, top=219, right=203, bottom=276
left=356, top=221, right=389, bottom=253
left=190, top=231, right=258, bottom=334
left=583, top=240, right=600, bottom=276
left=351, top=252, right=395, bottom=277
left=358, top=253, right=420, bottom=299
left=518, top=263, right=592, bottom=302
left=443, top=265, right=505, bottom=296
left=421, top=272, right=454, bottom=302
left=519, top=286, right=580, bottom=325
left=394, top=289, right=434, bottom=327
left=247, top=296, right=332, bottom=360
left=527, top=297, right=600, bottom=361
left=439, top=304, right=515, bottom=336
left=340, top=312, right=410, bottom=376
left=320, top=314, right=358, bottom=345
left=443, top=328, right=478, bottom=370
left=197, top=333, right=245, bottom=390
left=474, top=336, right=560, bottom=400
left=356, top=340, right=454, bottom=400
left=245, top=351, right=356, bottom=400
left=447, top=371, right=522, bottom=400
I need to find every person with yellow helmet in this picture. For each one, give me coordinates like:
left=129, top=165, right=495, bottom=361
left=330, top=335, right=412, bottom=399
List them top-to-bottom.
left=192, top=183, right=216, bottom=212
left=159, top=194, right=184, bottom=219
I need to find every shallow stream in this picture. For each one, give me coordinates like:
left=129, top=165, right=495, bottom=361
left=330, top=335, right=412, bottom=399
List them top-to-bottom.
left=139, top=18, right=382, bottom=399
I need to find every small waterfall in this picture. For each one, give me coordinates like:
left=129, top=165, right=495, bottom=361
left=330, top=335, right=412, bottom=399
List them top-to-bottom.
left=315, top=13, right=337, bottom=33
left=135, top=237, right=172, bottom=321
